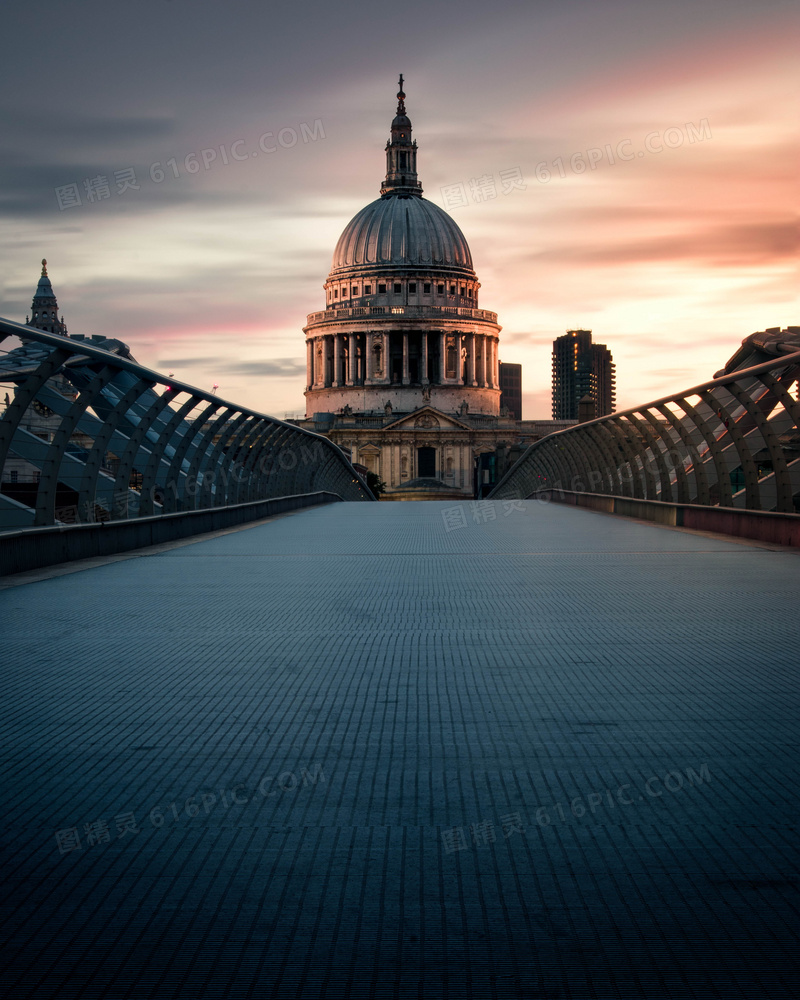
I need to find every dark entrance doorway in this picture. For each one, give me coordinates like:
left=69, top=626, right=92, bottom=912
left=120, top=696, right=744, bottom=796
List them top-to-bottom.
left=418, top=447, right=436, bottom=478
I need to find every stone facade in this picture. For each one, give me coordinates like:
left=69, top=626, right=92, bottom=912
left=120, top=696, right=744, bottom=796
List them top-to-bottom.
left=313, top=408, right=576, bottom=499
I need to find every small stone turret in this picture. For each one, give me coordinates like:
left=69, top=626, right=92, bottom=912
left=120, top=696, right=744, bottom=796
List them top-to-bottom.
left=27, top=260, right=68, bottom=336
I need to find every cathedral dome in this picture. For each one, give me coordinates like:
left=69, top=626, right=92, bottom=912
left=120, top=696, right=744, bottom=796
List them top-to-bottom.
left=329, top=195, right=474, bottom=278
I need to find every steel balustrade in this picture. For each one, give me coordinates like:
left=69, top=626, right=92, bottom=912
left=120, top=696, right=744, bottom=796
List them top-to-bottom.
left=0, top=318, right=373, bottom=532
left=489, top=347, right=800, bottom=512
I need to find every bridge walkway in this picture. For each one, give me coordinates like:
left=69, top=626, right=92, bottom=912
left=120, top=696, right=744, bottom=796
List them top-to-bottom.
left=1, top=501, right=798, bottom=998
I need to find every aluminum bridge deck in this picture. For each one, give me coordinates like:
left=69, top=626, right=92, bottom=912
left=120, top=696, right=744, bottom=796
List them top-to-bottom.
left=1, top=500, right=798, bottom=998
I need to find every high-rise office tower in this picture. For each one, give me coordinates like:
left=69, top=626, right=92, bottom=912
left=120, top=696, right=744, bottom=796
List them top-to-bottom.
left=551, top=329, right=615, bottom=420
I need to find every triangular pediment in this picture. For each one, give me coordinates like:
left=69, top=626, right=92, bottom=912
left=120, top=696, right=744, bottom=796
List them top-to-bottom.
left=383, top=405, right=471, bottom=432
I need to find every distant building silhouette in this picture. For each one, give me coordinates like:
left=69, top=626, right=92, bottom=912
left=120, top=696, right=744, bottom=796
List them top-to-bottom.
left=551, top=329, right=615, bottom=420
left=499, top=363, right=522, bottom=420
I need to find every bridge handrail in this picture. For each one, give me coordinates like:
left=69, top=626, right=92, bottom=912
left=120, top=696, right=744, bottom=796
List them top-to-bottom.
left=0, top=317, right=374, bottom=533
left=489, top=347, right=800, bottom=513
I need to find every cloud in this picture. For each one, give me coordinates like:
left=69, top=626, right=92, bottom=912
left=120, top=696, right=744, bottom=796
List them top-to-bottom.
left=2, top=0, right=797, bottom=423
left=0, top=109, right=177, bottom=149
left=0, top=159, right=200, bottom=219
left=521, top=220, right=798, bottom=269
left=500, top=331, right=540, bottom=345
left=155, top=357, right=221, bottom=368
left=219, top=359, right=306, bottom=377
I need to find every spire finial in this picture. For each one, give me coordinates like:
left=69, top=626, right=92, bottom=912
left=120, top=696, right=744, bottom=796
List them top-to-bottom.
left=397, top=74, right=405, bottom=114
left=41, top=258, right=48, bottom=276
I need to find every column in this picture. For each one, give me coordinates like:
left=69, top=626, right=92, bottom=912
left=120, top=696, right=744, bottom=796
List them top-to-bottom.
left=421, top=330, right=429, bottom=384
left=382, top=331, right=389, bottom=382
left=402, top=331, right=409, bottom=384
left=438, top=331, right=446, bottom=383
left=366, top=332, right=374, bottom=383
left=468, top=332, right=476, bottom=386
left=348, top=333, right=357, bottom=385
left=333, top=334, right=342, bottom=387
left=480, top=335, right=487, bottom=386
left=314, top=337, right=323, bottom=387
left=491, top=337, right=497, bottom=388
left=306, top=339, right=313, bottom=390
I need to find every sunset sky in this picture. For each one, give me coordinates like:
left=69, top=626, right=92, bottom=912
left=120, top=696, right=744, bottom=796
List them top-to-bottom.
left=1, top=0, right=797, bottom=419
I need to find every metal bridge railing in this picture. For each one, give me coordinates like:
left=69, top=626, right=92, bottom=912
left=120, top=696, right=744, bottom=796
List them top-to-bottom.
left=0, top=318, right=373, bottom=532
left=489, top=348, right=800, bottom=512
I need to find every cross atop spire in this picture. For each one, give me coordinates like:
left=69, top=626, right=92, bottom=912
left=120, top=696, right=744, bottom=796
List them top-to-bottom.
left=397, top=74, right=405, bottom=114
left=41, top=258, right=48, bottom=276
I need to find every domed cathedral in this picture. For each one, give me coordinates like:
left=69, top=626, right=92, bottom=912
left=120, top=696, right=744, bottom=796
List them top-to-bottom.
left=304, top=77, right=501, bottom=420
left=296, top=79, right=571, bottom=499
